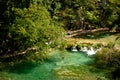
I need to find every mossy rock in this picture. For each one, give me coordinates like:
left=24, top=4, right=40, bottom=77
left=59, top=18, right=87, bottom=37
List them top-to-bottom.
left=93, top=43, right=103, bottom=49
left=65, top=44, right=75, bottom=51
left=76, top=44, right=82, bottom=51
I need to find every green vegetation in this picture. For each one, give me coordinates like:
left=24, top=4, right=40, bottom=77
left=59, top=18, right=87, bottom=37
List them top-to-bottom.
left=0, top=0, right=120, bottom=80
left=0, top=0, right=64, bottom=61
left=0, top=0, right=120, bottom=61
left=94, top=36, right=120, bottom=80
left=95, top=48, right=120, bottom=80
left=54, top=65, right=98, bottom=80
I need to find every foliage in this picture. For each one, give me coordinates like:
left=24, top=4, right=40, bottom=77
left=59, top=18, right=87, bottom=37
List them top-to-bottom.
left=0, top=0, right=120, bottom=62
left=1, top=0, right=120, bottom=32
left=40, top=0, right=120, bottom=30
left=0, top=1, right=64, bottom=61
left=58, top=40, right=68, bottom=50
left=65, top=44, right=74, bottom=51
left=95, top=48, right=120, bottom=79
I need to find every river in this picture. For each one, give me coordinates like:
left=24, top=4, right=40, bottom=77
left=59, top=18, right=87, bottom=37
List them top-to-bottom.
left=0, top=50, right=108, bottom=80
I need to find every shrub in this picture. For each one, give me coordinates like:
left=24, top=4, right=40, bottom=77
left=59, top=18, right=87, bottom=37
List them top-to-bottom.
left=59, top=40, right=68, bottom=50
left=106, top=42, right=114, bottom=48
left=95, top=48, right=120, bottom=80
left=95, top=48, right=120, bottom=66
left=95, top=48, right=109, bottom=67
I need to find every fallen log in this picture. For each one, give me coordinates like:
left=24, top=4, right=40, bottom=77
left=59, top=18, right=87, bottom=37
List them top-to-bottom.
left=66, top=28, right=109, bottom=37
left=0, top=47, right=36, bottom=58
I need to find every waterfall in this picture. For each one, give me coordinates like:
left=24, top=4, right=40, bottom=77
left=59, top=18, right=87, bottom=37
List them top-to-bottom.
left=72, top=47, right=78, bottom=52
left=82, top=47, right=97, bottom=56
left=82, top=47, right=88, bottom=52
left=86, top=47, right=96, bottom=56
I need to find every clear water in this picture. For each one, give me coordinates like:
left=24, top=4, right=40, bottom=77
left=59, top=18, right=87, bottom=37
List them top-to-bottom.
left=0, top=50, right=95, bottom=80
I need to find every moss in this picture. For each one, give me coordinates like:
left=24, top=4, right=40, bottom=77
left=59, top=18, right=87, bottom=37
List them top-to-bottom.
left=65, top=44, right=75, bottom=51
left=54, top=65, right=102, bottom=80
left=0, top=77, right=11, bottom=80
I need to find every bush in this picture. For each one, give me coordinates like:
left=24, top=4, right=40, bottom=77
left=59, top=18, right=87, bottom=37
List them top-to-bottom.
left=59, top=40, right=67, bottom=50
left=106, top=42, right=114, bottom=48
left=95, top=48, right=120, bottom=80
left=95, top=48, right=120, bottom=66
left=95, top=48, right=109, bottom=67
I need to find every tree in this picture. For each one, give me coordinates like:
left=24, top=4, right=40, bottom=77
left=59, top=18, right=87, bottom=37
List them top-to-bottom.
left=42, top=0, right=120, bottom=31
left=0, top=1, right=64, bottom=60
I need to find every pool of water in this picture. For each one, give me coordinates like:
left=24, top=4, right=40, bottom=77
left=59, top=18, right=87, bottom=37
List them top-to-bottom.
left=0, top=50, right=97, bottom=80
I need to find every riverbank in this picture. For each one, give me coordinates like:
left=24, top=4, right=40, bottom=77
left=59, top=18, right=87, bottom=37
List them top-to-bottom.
left=65, top=32, right=120, bottom=48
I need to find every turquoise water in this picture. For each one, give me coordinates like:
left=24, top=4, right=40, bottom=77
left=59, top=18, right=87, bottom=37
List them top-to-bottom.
left=0, top=50, right=95, bottom=80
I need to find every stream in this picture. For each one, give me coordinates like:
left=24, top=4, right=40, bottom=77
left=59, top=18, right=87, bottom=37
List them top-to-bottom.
left=0, top=50, right=107, bottom=80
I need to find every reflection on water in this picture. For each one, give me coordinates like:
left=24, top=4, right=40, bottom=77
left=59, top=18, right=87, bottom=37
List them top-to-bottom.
left=0, top=50, right=95, bottom=80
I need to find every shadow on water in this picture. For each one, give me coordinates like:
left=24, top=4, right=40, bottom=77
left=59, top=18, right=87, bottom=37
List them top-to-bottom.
left=74, top=32, right=117, bottom=39
left=9, top=62, right=37, bottom=74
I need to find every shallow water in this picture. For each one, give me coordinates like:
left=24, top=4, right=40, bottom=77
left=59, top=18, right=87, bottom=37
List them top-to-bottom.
left=0, top=50, right=96, bottom=80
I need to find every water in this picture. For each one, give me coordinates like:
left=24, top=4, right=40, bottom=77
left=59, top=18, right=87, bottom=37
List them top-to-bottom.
left=0, top=50, right=97, bottom=80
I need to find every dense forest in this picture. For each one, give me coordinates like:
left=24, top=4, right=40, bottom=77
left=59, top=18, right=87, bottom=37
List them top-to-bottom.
left=0, top=0, right=120, bottom=80
left=0, top=0, right=120, bottom=59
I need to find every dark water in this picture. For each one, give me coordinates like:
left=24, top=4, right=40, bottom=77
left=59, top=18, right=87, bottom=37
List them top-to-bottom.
left=0, top=50, right=102, bottom=80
